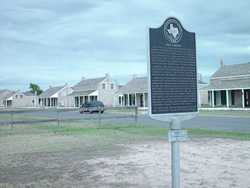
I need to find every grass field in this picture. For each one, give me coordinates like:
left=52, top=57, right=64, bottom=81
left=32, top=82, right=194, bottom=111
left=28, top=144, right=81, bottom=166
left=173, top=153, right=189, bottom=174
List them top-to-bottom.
left=1, top=120, right=250, bottom=141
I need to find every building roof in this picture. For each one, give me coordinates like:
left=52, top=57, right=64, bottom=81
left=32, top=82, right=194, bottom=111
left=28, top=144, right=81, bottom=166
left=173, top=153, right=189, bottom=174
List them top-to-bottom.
left=212, top=62, right=250, bottom=78
left=118, top=76, right=206, bottom=94
left=73, top=77, right=105, bottom=91
left=118, top=77, right=148, bottom=94
left=202, top=78, right=250, bottom=90
left=198, top=80, right=207, bottom=85
left=39, top=86, right=64, bottom=98
left=0, top=90, right=15, bottom=101
left=70, top=90, right=95, bottom=96
left=23, top=91, right=36, bottom=96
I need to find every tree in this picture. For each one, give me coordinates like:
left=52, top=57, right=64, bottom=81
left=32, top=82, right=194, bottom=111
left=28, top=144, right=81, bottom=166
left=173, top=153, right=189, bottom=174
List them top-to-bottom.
left=29, top=83, right=43, bottom=95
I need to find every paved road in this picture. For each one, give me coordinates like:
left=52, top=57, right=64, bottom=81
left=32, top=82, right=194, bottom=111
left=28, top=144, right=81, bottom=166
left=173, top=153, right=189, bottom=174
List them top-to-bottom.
left=0, top=109, right=249, bottom=132
left=135, top=115, right=250, bottom=133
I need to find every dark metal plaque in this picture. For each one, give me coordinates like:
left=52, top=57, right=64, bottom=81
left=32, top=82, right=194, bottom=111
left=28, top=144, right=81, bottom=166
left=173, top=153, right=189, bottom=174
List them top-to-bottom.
left=149, top=17, right=197, bottom=114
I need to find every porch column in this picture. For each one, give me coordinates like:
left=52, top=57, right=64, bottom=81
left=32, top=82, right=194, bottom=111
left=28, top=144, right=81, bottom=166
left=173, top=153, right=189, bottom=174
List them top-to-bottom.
left=242, top=89, right=245, bottom=108
left=211, top=90, right=215, bottom=108
left=226, top=90, right=229, bottom=108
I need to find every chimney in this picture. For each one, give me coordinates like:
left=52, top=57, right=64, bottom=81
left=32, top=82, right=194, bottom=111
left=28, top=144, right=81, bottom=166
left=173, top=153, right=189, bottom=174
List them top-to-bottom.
left=220, top=59, right=224, bottom=67
left=105, top=73, right=109, bottom=78
left=197, top=73, right=202, bottom=82
left=81, top=76, right=85, bottom=81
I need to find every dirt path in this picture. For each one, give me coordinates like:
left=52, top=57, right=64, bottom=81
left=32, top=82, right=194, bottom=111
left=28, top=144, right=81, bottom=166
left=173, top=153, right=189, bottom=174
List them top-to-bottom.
left=1, top=134, right=250, bottom=188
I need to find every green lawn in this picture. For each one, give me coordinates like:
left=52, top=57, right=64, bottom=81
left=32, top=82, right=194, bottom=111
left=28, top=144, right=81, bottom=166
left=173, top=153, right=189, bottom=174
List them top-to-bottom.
left=1, top=121, right=250, bottom=141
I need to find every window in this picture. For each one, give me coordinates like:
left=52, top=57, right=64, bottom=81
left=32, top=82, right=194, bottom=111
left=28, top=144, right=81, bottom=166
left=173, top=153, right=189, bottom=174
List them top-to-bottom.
left=102, top=83, right=105, bottom=89
left=111, top=83, right=114, bottom=89
left=208, top=91, right=211, bottom=104
left=221, top=91, right=226, bottom=105
left=231, top=91, right=235, bottom=105
left=214, top=92, right=217, bottom=105
left=15, top=95, right=18, bottom=98
left=20, top=95, right=23, bottom=99
left=84, top=96, right=88, bottom=102
left=119, top=96, right=122, bottom=105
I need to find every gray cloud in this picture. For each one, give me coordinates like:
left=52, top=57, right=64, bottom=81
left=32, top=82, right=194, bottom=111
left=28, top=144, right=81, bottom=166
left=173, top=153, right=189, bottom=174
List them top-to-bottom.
left=1, top=0, right=250, bottom=90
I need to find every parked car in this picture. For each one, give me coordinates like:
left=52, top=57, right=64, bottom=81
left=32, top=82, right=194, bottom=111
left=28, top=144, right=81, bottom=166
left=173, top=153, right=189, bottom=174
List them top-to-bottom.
left=79, top=101, right=104, bottom=114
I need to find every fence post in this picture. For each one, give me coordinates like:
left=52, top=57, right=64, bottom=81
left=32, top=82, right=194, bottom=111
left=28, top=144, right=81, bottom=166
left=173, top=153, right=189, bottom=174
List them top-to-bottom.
left=134, top=106, right=138, bottom=125
left=98, top=107, right=101, bottom=128
left=57, top=109, right=60, bottom=128
left=10, top=111, right=14, bottom=130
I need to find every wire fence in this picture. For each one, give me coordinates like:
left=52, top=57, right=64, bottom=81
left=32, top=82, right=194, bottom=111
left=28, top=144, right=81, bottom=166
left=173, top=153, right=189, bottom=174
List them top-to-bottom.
left=0, top=107, right=139, bottom=128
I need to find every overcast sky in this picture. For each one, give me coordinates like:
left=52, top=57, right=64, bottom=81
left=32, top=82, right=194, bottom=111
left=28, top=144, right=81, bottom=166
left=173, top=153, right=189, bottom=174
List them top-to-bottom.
left=1, top=0, right=250, bottom=91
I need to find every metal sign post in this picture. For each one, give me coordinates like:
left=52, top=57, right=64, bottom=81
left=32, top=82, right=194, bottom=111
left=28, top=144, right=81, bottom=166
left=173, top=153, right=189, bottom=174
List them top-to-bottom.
left=148, top=17, right=197, bottom=188
left=169, top=119, right=184, bottom=188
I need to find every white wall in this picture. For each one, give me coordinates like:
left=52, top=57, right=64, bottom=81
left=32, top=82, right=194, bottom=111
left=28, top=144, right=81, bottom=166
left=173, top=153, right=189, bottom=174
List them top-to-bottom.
left=97, top=76, right=118, bottom=107
left=57, top=86, right=74, bottom=107
left=199, top=90, right=209, bottom=106
left=12, top=92, right=39, bottom=108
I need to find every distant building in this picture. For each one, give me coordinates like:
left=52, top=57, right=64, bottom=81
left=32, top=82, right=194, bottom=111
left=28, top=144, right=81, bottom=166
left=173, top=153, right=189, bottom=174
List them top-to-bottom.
left=202, top=61, right=250, bottom=109
left=70, top=74, right=118, bottom=107
left=115, top=75, right=207, bottom=109
left=115, top=77, right=148, bottom=108
left=198, top=80, right=209, bottom=107
left=39, top=84, right=73, bottom=107
left=0, top=90, right=38, bottom=108
left=0, top=90, right=15, bottom=108
left=13, top=91, right=39, bottom=108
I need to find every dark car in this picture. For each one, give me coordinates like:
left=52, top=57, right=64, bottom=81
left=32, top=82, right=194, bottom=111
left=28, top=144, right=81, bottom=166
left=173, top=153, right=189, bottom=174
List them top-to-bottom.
left=79, top=101, right=104, bottom=114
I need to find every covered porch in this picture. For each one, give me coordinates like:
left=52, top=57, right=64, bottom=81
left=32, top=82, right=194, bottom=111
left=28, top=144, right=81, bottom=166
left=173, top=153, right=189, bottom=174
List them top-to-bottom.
left=208, top=89, right=250, bottom=109
left=71, top=90, right=98, bottom=107
left=118, top=93, right=148, bottom=108
left=39, top=98, right=58, bottom=107
left=3, top=99, right=13, bottom=108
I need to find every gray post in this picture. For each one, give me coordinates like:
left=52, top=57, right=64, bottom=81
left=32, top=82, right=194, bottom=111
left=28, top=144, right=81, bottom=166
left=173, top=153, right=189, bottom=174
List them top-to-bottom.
left=170, top=119, right=181, bottom=188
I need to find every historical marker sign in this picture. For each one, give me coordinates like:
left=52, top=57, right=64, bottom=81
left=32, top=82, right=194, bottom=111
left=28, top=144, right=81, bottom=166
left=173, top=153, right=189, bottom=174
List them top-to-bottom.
left=148, top=17, right=197, bottom=119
